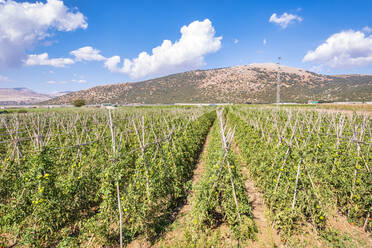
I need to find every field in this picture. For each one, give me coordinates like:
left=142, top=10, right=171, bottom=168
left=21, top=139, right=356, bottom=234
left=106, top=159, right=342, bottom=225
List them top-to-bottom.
left=0, top=106, right=371, bottom=247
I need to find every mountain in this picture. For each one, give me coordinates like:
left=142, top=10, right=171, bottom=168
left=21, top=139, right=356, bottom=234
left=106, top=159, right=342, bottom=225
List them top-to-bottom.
left=43, top=63, right=372, bottom=105
left=0, top=88, right=72, bottom=105
left=0, top=88, right=51, bottom=105
left=48, top=91, right=74, bottom=98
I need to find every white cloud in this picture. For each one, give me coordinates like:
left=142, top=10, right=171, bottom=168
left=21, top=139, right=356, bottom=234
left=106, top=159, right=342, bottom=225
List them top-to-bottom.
left=0, top=0, right=87, bottom=68
left=269, top=12, right=302, bottom=28
left=104, top=19, right=222, bottom=78
left=362, top=26, right=372, bottom=33
left=303, top=30, right=372, bottom=68
left=233, top=38, right=239, bottom=44
left=263, top=38, right=267, bottom=45
left=70, top=46, right=106, bottom=61
left=25, top=53, right=74, bottom=67
left=0, top=74, right=9, bottom=81
left=72, top=79, right=87, bottom=83
left=47, top=80, right=57, bottom=84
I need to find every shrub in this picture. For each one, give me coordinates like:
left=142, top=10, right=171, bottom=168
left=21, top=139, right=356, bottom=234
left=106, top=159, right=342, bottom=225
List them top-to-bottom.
left=73, top=99, right=86, bottom=107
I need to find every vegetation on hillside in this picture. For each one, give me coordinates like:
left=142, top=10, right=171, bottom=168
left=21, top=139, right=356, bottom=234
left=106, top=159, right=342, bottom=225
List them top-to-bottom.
left=42, top=65, right=372, bottom=105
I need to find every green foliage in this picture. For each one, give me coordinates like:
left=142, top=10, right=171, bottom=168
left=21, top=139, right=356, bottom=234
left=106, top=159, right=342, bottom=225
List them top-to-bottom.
left=44, top=67, right=372, bottom=105
left=72, top=98, right=86, bottom=107
left=1, top=106, right=370, bottom=247
left=0, top=107, right=215, bottom=247
left=229, top=107, right=371, bottom=238
left=16, top=109, right=28, bottom=113
left=188, top=110, right=256, bottom=243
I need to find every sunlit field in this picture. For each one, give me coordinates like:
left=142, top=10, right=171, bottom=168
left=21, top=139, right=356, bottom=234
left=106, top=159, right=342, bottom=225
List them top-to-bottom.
left=1, top=105, right=370, bottom=247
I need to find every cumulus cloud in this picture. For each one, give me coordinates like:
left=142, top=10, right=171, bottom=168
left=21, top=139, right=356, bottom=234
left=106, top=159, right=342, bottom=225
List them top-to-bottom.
left=0, top=0, right=87, bottom=68
left=269, top=13, right=302, bottom=28
left=104, top=19, right=222, bottom=78
left=362, top=26, right=372, bottom=33
left=303, top=30, right=372, bottom=68
left=263, top=38, right=267, bottom=45
left=233, top=39, right=239, bottom=44
left=24, top=46, right=106, bottom=67
left=70, top=46, right=106, bottom=61
left=25, top=53, right=74, bottom=67
left=47, top=80, right=57, bottom=84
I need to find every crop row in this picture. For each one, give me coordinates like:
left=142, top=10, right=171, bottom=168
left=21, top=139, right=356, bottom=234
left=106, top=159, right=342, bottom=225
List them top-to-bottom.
left=228, top=106, right=371, bottom=237
left=0, top=108, right=215, bottom=247
left=187, top=110, right=256, bottom=244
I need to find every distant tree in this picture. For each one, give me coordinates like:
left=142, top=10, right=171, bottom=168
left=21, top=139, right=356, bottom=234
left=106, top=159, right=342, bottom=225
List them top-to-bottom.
left=73, top=99, right=86, bottom=107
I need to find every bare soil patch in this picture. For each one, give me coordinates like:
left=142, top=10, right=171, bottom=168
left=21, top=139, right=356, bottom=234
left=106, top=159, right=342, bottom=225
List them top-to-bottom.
left=327, top=209, right=372, bottom=248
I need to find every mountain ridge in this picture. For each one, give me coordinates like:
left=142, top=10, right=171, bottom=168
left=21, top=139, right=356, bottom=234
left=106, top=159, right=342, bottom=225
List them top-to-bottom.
left=44, top=63, right=372, bottom=104
left=0, top=88, right=72, bottom=105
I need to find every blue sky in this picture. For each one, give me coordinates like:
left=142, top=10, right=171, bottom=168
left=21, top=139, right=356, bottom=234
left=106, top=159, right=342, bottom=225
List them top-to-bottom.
left=0, top=0, right=371, bottom=93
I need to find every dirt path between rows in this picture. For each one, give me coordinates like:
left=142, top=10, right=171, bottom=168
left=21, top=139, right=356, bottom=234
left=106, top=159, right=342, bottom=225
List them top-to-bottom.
left=127, top=125, right=213, bottom=248
left=152, top=127, right=213, bottom=247
left=233, top=143, right=282, bottom=248
left=328, top=210, right=372, bottom=247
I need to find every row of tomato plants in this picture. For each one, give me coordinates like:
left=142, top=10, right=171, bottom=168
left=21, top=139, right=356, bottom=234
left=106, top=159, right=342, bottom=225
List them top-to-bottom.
left=0, top=107, right=208, bottom=162
left=228, top=107, right=371, bottom=238
left=0, top=108, right=215, bottom=247
left=81, top=110, right=216, bottom=247
left=186, top=110, right=256, bottom=244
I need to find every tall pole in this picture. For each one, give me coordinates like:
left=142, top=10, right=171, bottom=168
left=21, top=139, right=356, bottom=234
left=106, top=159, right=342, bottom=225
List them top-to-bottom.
left=276, top=57, right=281, bottom=104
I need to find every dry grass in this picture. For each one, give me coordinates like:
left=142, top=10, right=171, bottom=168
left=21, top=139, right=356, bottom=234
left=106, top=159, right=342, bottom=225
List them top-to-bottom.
left=316, top=104, right=372, bottom=113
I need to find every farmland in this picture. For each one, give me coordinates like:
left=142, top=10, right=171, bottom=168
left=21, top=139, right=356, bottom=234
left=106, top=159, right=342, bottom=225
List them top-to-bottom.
left=0, top=106, right=371, bottom=247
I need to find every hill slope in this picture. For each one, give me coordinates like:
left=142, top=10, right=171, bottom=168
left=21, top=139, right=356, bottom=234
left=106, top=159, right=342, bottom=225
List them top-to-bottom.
left=44, top=63, right=372, bottom=104
left=0, top=88, right=52, bottom=105
left=0, top=88, right=74, bottom=105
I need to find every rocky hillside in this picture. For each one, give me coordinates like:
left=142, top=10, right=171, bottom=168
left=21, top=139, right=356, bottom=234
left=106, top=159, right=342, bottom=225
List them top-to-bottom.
left=43, top=63, right=372, bottom=104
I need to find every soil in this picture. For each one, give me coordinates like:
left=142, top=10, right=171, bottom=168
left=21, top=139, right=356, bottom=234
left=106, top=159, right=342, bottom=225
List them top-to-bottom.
left=233, top=143, right=282, bottom=248
left=327, top=209, right=372, bottom=248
